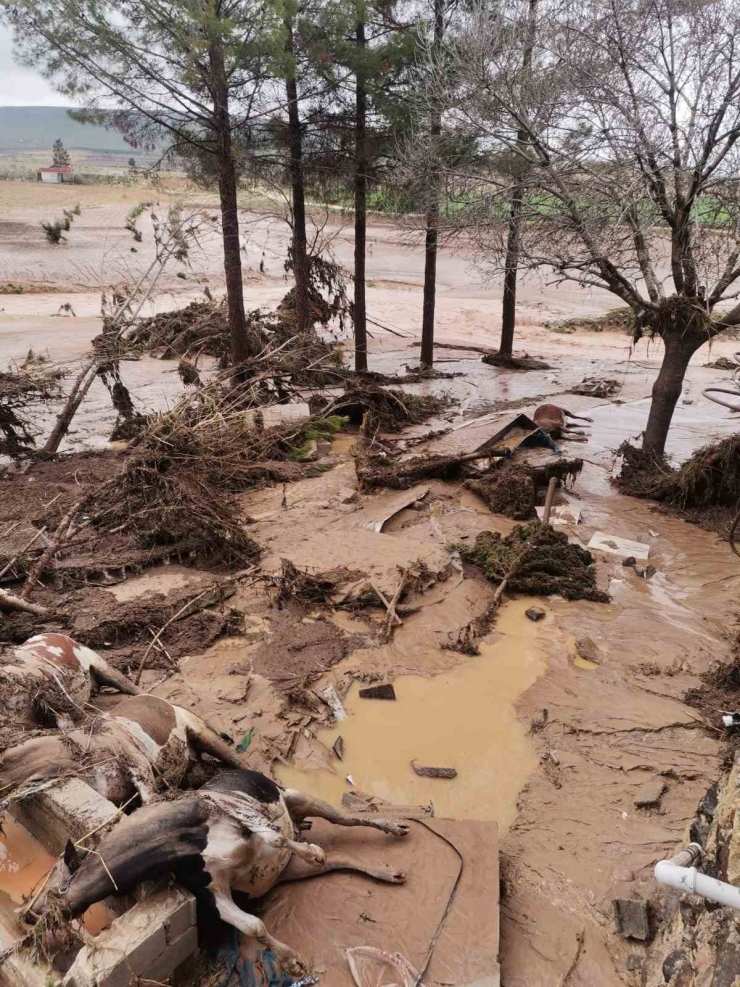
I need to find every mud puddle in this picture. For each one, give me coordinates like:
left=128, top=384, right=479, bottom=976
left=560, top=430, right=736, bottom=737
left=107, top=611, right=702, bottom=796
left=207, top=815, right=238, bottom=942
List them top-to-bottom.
left=278, top=598, right=546, bottom=830
left=0, top=817, right=113, bottom=941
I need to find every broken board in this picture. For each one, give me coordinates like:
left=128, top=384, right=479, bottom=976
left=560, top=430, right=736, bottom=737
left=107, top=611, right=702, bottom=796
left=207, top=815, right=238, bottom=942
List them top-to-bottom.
left=472, top=413, right=541, bottom=457
left=362, top=485, right=430, bottom=533
left=587, top=532, right=650, bottom=561
left=260, top=817, right=500, bottom=986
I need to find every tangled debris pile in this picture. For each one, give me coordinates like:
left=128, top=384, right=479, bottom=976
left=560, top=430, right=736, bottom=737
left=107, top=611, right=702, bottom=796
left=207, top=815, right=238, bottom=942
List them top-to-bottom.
left=125, top=298, right=343, bottom=388
left=544, top=307, right=634, bottom=335
left=0, top=359, right=65, bottom=456
left=569, top=377, right=621, bottom=398
left=320, top=385, right=451, bottom=432
left=78, top=391, right=348, bottom=567
left=617, top=437, right=740, bottom=537
left=466, top=459, right=583, bottom=520
left=459, top=522, right=608, bottom=602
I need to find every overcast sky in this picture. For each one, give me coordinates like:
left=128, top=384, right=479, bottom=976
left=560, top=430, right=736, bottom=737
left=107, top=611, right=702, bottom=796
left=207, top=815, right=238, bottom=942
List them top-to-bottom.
left=0, top=25, right=74, bottom=106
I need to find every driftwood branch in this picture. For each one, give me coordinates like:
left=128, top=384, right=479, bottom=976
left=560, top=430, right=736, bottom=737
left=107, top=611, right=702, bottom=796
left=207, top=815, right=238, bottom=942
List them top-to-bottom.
left=21, top=499, right=85, bottom=600
left=381, top=569, right=409, bottom=642
left=0, top=587, right=51, bottom=616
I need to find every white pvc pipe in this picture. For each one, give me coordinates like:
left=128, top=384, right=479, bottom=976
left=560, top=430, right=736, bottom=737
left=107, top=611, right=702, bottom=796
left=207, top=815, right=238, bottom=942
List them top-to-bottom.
left=655, top=844, right=740, bottom=910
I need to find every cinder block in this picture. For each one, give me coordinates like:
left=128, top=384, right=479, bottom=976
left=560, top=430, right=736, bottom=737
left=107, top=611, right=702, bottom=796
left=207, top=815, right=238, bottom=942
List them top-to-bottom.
left=12, top=779, right=119, bottom=854
left=63, top=889, right=195, bottom=987
left=165, top=892, right=197, bottom=943
left=146, top=926, right=199, bottom=984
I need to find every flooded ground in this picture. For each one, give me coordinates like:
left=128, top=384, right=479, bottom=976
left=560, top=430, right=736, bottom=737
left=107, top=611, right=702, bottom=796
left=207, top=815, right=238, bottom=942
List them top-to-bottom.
left=4, top=180, right=740, bottom=985
left=278, top=598, right=545, bottom=829
left=0, top=817, right=114, bottom=944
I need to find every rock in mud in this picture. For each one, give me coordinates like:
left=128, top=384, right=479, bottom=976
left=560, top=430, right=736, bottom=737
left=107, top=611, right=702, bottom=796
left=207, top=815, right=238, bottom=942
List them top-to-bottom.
left=339, top=486, right=360, bottom=505
left=622, top=556, right=637, bottom=567
left=526, top=607, right=546, bottom=622
left=575, top=637, right=601, bottom=664
left=358, top=684, right=396, bottom=701
left=411, top=761, right=457, bottom=779
left=634, top=777, right=667, bottom=808
left=613, top=898, right=651, bottom=941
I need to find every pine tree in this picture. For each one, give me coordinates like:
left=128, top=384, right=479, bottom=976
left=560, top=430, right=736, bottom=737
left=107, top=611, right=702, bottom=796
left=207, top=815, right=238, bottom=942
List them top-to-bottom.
left=52, top=138, right=70, bottom=168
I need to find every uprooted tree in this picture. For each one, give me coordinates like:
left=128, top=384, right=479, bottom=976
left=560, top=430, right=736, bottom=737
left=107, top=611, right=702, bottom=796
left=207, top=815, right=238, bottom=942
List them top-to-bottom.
left=443, top=0, right=740, bottom=454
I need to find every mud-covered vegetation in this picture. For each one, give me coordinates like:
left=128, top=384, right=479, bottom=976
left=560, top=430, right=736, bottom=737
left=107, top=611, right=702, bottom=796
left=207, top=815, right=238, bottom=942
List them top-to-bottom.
left=459, top=522, right=608, bottom=602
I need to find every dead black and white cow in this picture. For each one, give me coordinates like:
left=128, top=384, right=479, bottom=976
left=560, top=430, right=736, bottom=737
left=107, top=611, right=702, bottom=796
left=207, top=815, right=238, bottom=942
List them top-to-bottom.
left=0, top=633, right=140, bottom=728
left=0, top=694, right=244, bottom=804
left=32, top=769, right=409, bottom=977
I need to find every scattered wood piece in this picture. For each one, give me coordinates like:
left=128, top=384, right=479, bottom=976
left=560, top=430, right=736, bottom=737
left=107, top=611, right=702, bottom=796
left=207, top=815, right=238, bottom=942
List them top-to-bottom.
left=21, top=497, right=85, bottom=599
left=0, top=526, right=48, bottom=581
left=381, top=568, right=409, bottom=642
left=368, top=581, right=403, bottom=627
left=0, top=587, right=51, bottom=616
left=136, top=588, right=211, bottom=685
left=319, top=684, right=347, bottom=721
left=359, top=684, right=396, bottom=701
left=332, top=736, right=345, bottom=761
left=411, top=760, right=457, bottom=779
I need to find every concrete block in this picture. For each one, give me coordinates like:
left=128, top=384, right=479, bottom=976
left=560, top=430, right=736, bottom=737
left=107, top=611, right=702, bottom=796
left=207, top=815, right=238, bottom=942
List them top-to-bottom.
left=12, top=779, right=119, bottom=854
left=63, top=889, right=197, bottom=987
left=165, top=892, right=197, bottom=943
left=613, top=898, right=651, bottom=941
left=146, top=926, right=199, bottom=984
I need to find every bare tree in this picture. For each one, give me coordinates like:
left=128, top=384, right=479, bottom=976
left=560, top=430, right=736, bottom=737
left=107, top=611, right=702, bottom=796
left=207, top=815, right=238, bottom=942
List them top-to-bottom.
left=447, top=0, right=740, bottom=455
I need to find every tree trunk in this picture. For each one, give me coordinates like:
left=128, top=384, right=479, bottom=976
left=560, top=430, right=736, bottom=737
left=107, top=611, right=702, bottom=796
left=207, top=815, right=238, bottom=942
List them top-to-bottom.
left=420, top=0, right=444, bottom=371
left=498, top=0, right=538, bottom=360
left=285, top=18, right=310, bottom=334
left=354, top=19, right=368, bottom=373
left=209, top=36, right=249, bottom=367
left=499, top=190, right=523, bottom=358
left=642, top=334, right=697, bottom=456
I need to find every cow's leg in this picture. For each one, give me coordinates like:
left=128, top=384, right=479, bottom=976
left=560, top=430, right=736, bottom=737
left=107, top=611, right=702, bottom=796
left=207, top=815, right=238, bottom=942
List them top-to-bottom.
left=124, top=757, right=159, bottom=803
left=282, top=790, right=410, bottom=837
left=252, top=825, right=326, bottom=866
left=275, top=853, right=406, bottom=886
left=210, top=883, right=307, bottom=978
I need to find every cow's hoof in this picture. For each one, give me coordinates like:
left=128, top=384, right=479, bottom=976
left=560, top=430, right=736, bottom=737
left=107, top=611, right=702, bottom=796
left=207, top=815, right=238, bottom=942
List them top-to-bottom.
left=384, top=821, right=411, bottom=837
left=307, top=843, right=326, bottom=866
left=377, top=865, right=407, bottom=884
left=281, top=952, right=308, bottom=977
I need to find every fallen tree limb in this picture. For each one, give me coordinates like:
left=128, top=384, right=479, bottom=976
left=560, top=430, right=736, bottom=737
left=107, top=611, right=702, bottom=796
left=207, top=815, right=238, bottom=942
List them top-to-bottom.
left=21, top=499, right=85, bottom=599
left=0, top=587, right=51, bottom=616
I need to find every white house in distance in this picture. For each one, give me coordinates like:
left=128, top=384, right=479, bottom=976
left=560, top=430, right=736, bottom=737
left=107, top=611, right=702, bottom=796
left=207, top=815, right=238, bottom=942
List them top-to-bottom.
left=38, top=165, right=73, bottom=184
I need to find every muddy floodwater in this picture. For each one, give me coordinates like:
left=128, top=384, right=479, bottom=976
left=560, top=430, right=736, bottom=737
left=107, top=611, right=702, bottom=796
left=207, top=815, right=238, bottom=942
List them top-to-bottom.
left=278, top=598, right=546, bottom=829
left=0, top=817, right=113, bottom=943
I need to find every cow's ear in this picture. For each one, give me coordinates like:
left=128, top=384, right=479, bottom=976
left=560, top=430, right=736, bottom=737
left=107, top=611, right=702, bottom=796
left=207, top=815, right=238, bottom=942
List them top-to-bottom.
left=64, top=839, right=82, bottom=874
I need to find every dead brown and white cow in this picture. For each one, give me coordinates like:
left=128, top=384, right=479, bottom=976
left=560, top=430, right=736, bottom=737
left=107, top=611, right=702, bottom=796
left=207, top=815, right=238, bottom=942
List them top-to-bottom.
left=533, top=403, right=593, bottom=440
left=0, top=633, right=140, bottom=729
left=0, top=694, right=244, bottom=804
left=32, top=769, right=409, bottom=978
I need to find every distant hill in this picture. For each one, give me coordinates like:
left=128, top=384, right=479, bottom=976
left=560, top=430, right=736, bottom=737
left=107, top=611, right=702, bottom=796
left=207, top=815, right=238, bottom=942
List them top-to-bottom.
left=0, top=106, right=135, bottom=152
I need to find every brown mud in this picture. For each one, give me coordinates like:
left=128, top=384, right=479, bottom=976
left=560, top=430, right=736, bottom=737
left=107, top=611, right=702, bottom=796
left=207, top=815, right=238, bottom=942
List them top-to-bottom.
left=4, top=197, right=740, bottom=985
